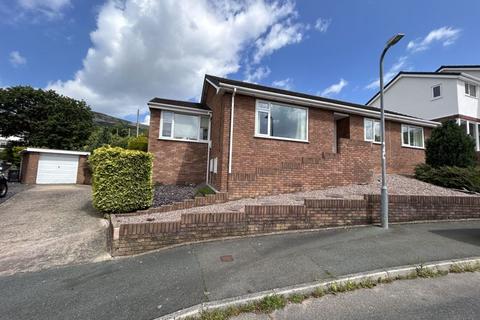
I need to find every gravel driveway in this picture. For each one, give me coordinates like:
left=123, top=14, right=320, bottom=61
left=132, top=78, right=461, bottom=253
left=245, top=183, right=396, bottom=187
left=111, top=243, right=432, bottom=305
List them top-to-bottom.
left=117, top=174, right=477, bottom=224
left=0, top=182, right=30, bottom=205
left=0, top=185, right=109, bottom=276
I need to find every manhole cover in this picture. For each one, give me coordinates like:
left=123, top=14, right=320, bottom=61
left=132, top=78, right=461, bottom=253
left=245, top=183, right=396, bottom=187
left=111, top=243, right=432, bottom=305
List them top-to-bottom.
left=220, top=255, right=234, bottom=262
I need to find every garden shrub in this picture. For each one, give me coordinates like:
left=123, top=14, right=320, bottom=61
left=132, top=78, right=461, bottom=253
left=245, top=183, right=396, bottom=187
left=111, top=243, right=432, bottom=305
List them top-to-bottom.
left=425, top=120, right=476, bottom=168
left=127, top=135, right=148, bottom=152
left=89, top=146, right=153, bottom=213
left=415, top=164, right=480, bottom=193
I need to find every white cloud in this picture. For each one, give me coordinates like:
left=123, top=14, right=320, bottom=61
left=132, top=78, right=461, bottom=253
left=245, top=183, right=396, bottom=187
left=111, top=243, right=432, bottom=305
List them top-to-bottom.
left=17, top=0, right=71, bottom=19
left=48, top=0, right=303, bottom=117
left=314, top=17, right=331, bottom=33
left=253, top=20, right=304, bottom=63
left=407, top=26, right=461, bottom=53
left=9, top=51, right=27, bottom=67
left=365, top=56, right=409, bottom=90
left=244, top=66, right=271, bottom=83
left=272, top=78, right=293, bottom=90
left=321, top=78, right=348, bottom=96
left=142, top=114, right=150, bottom=126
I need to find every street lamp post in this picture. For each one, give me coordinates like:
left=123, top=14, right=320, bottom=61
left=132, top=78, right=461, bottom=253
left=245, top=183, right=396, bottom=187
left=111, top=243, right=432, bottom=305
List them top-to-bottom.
left=379, top=33, right=404, bottom=230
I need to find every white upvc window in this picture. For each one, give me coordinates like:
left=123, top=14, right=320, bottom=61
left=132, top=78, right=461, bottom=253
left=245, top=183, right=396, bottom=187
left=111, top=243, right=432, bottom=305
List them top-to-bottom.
left=465, top=82, right=478, bottom=98
left=432, top=84, right=442, bottom=99
left=255, top=100, right=308, bottom=142
left=160, top=110, right=210, bottom=143
left=364, top=118, right=381, bottom=143
left=458, top=119, right=480, bottom=151
left=401, top=124, right=424, bottom=148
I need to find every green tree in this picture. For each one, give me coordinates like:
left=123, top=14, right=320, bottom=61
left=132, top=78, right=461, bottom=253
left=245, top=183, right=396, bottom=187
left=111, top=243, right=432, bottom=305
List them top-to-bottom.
left=0, top=86, right=94, bottom=150
left=425, top=120, right=476, bottom=168
left=127, top=135, right=148, bottom=152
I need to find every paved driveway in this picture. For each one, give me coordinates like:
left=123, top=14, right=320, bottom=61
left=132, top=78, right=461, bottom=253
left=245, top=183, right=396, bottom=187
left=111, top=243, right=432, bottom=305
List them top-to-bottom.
left=0, top=185, right=109, bottom=276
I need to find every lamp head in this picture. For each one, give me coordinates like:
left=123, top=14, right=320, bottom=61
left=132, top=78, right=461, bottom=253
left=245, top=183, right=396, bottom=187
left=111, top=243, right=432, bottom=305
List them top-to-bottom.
left=387, top=33, right=404, bottom=47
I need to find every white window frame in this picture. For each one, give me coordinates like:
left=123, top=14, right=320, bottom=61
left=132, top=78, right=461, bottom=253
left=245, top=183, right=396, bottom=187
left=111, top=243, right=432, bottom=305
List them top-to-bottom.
left=464, top=82, right=478, bottom=98
left=431, top=84, right=442, bottom=100
left=254, top=100, right=309, bottom=143
left=159, top=110, right=210, bottom=143
left=364, top=118, right=381, bottom=144
left=457, top=118, right=480, bottom=151
left=401, top=124, right=425, bottom=149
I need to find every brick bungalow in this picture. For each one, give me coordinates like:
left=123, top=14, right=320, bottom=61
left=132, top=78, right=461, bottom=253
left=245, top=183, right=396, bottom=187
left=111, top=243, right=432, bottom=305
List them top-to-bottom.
left=147, top=75, right=439, bottom=199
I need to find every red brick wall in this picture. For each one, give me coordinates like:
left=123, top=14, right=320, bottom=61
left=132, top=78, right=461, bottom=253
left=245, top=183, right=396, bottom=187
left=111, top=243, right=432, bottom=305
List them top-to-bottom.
left=148, top=83, right=432, bottom=194
left=148, top=108, right=208, bottom=185
left=20, top=152, right=39, bottom=184
left=76, top=155, right=91, bottom=184
left=110, top=195, right=480, bottom=256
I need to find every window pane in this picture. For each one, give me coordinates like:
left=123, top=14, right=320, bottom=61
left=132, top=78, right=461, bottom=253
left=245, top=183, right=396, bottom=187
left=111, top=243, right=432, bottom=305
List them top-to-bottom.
left=465, top=83, right=469, bottom=95
left=471, top=85, right=477, bottom=97
left=433, top=86, right=441, bottom=97
left=270, top=104, right=307, bottom=140
left=162, top=111, right=173, bottom=137
left=257, top=111, right=269, bottom=135
left=174, top=113, right=199, bottom=140
left=200, top=116, right=209, bottom=140
left=365, top=119, right=373, bottom=140
left=460, top=120, right=468, bottom=134
left=374, top=121, right=381, bottom=142
left=468, top=122, right=476, bottom=138
left=402, top=125, right=409, bottom=145
left=411, top=127, right=423, bottom=147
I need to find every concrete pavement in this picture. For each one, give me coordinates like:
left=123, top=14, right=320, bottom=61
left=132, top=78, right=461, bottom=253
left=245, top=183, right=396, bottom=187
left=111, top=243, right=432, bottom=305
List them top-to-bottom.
left=0, top=185, right=109, bottom=276
left=0, top=220, right=479, bottom=320
left=232, top=272, right=480, bottom=320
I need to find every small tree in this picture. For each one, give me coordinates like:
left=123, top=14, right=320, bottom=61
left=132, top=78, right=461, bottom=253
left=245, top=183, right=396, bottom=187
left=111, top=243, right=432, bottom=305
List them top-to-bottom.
left=425, top=120, right=476, bottom=168
left=127, top=136, right=148, bottom=152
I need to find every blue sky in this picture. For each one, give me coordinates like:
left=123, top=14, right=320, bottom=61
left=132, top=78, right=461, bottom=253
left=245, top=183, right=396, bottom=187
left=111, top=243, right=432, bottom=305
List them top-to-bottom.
left=1, top=0, right=479, bottom=123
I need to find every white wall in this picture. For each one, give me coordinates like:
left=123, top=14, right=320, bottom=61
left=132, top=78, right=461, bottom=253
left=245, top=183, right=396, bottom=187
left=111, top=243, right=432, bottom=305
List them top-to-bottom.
left=369, top=77, right=459, bottom=120
left=457, top=80, right=480, bottom=119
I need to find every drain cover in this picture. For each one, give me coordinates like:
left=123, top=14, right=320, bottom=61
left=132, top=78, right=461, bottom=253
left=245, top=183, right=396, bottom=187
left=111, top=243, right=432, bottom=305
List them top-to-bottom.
left=220, top=255, right=234, bottom=262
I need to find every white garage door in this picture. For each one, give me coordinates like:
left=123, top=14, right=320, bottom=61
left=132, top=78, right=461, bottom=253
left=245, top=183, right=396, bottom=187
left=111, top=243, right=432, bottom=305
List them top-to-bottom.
left=36, top=153, right=79, bottom=184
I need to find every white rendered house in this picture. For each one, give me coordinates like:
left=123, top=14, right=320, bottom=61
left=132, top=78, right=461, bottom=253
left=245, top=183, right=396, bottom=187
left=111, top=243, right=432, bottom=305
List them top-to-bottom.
left=367, top=65, right=480, bottom=150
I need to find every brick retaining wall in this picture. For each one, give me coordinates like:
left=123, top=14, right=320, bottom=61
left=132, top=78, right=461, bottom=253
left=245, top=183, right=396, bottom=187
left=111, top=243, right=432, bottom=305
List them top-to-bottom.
left=110, top=195, right=480, bottom=256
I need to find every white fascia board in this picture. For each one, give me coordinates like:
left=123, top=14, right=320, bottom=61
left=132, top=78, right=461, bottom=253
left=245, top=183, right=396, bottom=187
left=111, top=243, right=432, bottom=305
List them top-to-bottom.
left=458, top=73, right=480, bottom=84
left=218, top=82, right=439, bottom=128
left=148, top=102, right=211, bottom=115
left=24, top=148, right=90, bottom=156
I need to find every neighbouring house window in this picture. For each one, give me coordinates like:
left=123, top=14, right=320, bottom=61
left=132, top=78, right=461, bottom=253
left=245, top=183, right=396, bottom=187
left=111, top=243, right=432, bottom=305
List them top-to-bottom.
left=465, top=82, right=477, bottom=97
left=432, top=85, right=441, bottom=98
left=255, top=100, right=308, bottom=141
left=160, top=110, right=209, bottom=142
left=364, top=118, right=381, bottom=143
left=458, top=119, right=480, bottom=151
left=401, top=124, right=424, bottom=148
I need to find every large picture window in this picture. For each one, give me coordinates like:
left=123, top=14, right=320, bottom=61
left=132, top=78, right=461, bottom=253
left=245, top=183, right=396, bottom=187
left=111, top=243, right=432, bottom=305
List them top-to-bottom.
left=255, top=100, right=307, bottom=141
left=160, top=111, right=209, bottom=142
left=364, top=118, right=381, bottom=143
left=402, top=124, right=424, bottom=148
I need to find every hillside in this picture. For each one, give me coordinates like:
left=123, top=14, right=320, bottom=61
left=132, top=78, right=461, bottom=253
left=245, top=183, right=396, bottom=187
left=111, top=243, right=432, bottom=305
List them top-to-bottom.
left=93, top=111, right=149, bottom=130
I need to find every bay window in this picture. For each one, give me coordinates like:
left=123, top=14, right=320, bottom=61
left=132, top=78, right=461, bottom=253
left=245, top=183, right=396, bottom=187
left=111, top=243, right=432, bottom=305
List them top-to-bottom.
left=255, top=100, right=308, bottom=141
left=160, top=110, right=209, bottom=142
left=364, top=118, right=381, bottom=143
left=458, top=119, right=480, bottom=151
left=401, top=124, right=424, bottom=148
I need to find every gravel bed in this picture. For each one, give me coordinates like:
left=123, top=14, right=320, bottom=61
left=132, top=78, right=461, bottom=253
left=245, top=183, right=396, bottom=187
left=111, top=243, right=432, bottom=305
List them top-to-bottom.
left=116, top=174, right=478, bottom=224
left=152, top=184, right=198, bottom=207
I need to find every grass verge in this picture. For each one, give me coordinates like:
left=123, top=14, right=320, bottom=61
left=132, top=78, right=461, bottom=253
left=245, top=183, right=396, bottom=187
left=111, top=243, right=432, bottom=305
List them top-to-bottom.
left=186, top=261, right=480, bottom=320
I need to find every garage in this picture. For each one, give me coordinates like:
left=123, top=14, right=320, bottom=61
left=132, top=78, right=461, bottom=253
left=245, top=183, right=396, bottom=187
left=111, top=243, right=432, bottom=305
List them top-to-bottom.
left=20, top=148, right=91, bottom=185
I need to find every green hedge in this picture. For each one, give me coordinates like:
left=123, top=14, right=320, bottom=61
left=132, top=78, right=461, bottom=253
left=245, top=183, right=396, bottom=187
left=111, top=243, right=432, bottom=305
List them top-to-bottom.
left=127, top=135, right=148, bottom=152
left=89, top=146, right=153, bottom=213
left=414, top=164, right=480, bottom=193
